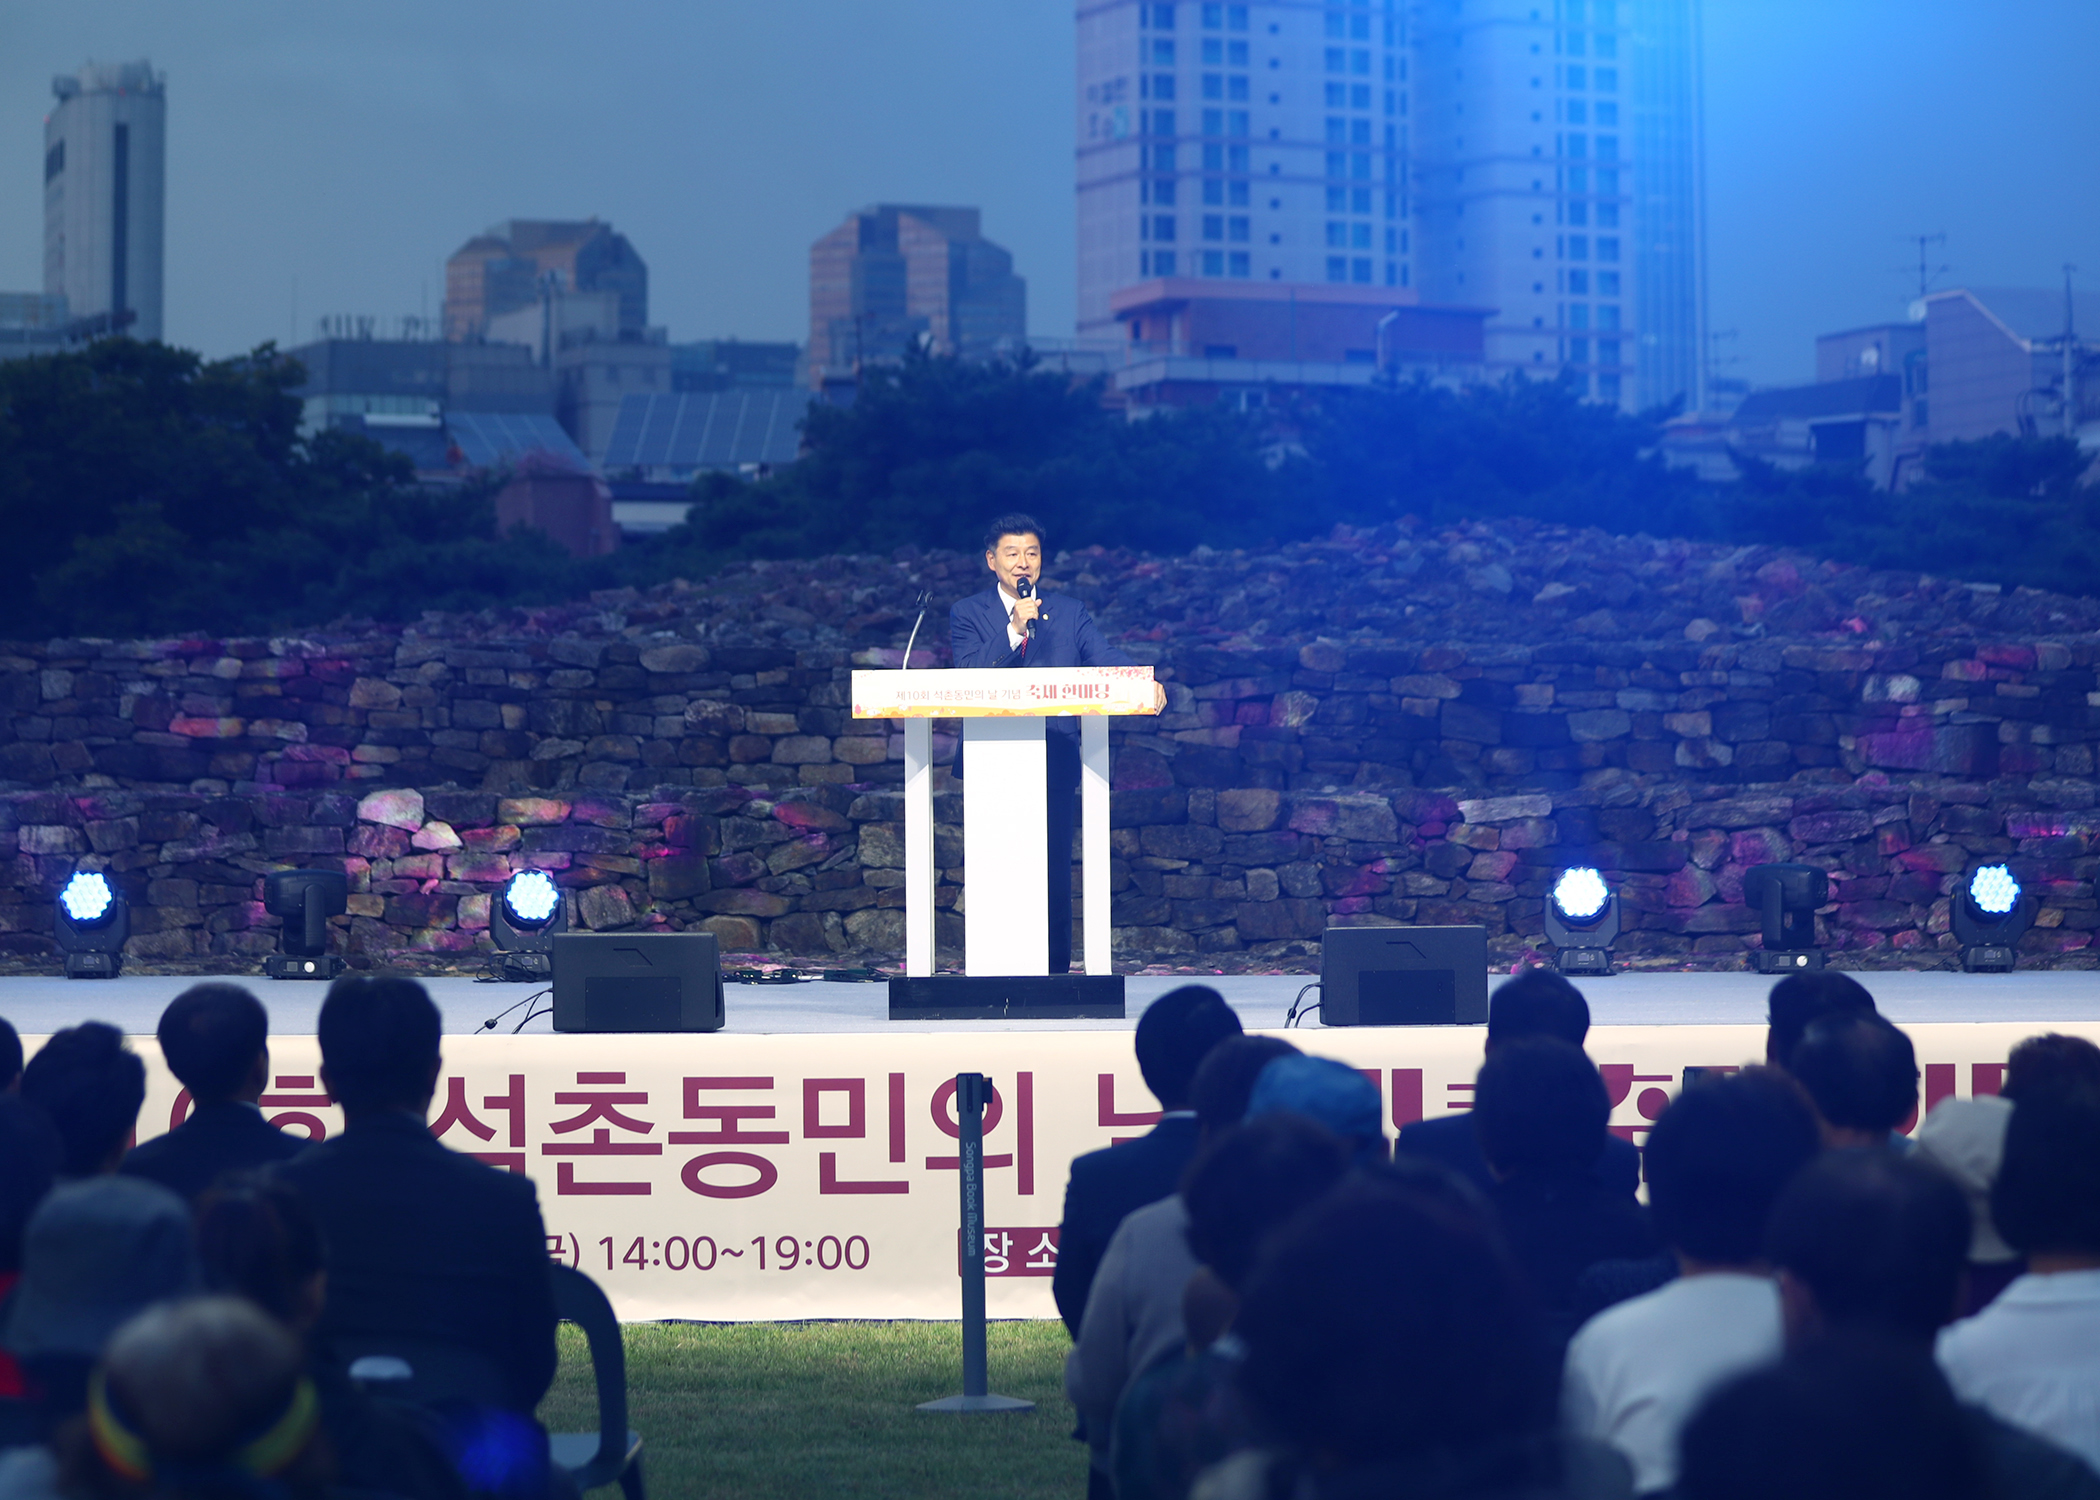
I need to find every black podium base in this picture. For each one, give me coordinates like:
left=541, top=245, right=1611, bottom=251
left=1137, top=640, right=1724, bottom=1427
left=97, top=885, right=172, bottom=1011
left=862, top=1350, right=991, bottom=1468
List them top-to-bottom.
left=889, top=975, right=1126, bottom=1021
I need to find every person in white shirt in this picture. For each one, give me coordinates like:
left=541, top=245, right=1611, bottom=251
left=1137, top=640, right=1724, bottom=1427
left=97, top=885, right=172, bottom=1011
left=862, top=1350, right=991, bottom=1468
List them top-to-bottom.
left=1562, top=1069, right=1821, bottom=1496
left=1939, top=1084, right=2100, bottom=1475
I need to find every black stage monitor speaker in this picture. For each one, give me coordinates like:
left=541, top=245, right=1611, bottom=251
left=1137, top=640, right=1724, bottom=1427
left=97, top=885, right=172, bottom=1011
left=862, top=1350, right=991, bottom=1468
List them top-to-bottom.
left=1320, top=925, right=1489, bottom=1026
left=552, top=933, right=725, bottom=1033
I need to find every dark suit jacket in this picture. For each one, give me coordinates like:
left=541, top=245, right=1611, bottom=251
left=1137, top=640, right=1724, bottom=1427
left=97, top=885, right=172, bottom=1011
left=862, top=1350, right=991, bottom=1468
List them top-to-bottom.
left=951, top=584, right=1139, bottom=783
left=121, top=1100, right=305, bottom=1203
left=278, top=1112, right=558, bottom=1414
left=1052, top=1113, right=1201, bottom=1334
left=1395, top=1113, right=1643, bottom=1201
left=1489, top=1168, right=1658, bottom=1382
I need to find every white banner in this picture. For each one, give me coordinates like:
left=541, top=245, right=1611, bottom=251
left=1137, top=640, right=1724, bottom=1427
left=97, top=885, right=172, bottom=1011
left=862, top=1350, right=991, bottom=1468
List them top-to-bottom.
left=41, top=1021, right=2090, bottom=1322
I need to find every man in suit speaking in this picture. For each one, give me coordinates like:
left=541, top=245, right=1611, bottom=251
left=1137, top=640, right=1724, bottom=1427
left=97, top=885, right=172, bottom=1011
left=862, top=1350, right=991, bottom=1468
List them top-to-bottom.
left=951, top=513, right=1166, bottom=974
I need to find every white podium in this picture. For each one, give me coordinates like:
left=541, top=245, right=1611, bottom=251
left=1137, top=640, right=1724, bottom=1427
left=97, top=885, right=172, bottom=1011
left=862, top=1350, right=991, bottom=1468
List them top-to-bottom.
left=850, top=666, right=1158, bottom=978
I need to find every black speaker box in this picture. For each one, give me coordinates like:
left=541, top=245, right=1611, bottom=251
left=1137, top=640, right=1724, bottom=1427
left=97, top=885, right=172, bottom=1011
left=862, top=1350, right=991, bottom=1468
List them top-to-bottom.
left=1320, top=925, right=1489, bottom=1026
left=552, top=933, right=726, bottom=1032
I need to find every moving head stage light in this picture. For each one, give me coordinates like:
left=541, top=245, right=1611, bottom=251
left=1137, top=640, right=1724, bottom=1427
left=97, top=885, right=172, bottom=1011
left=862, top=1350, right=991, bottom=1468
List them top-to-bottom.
left=1744, top=862, right=1829, bottom=975
left=1953, top=863, right=2035, bottom=973
left=1544, top=866, right=1619, bottom=977
left=264, top=869, right=349, bottom=980
left=490, top=869, right=568, bottom=981
left=56, top=870, right=127, bottom=979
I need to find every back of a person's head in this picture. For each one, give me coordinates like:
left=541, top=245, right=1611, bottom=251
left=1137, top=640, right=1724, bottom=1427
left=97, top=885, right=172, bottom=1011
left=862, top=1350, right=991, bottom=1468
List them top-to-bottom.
left=1485, top=967, right=1590, bottom=1048
left=1766, top=971, right=1876, bottom=1066
left=315, top=974, right=441, bottom=1113
left=157, top=985, right=269, bottom=1104
left=1132, top=985, right=1243, bottom=1109
left=1788, top=1012, right=1917, bottom=1136
left=0, top=1014, right=22, bottom=1090
left=20, top=1022, right=147, bottom=1176
left=2002, top=1033, right=2100, bottom=1103
left=1189, top=1034, right=1300, bottom=1135
left=1472, top=1035, right=1609, bottom=1177
left=1246, top=1054, right=1386, bottom=1165
left=1646, top=1069, right=1821, bottom=1265
left=1992, top=1083, right=2100, bottom=1260
left=0, top=1094, right=61, bottom=1274
left=1182, top=1113, right=1351, bottom=1289
left=1766, top=1151, right=1970, bottom=1339
left=195, top=1175, right=326, bottom=1329
left=7, top=1176, right=200, bottom=1360
left=1236, top=1177, right=1542, bottom=1468
left=84, top=1296, right=326, bottom=1500
left=1678, top=1335, right=1985, bottom=1500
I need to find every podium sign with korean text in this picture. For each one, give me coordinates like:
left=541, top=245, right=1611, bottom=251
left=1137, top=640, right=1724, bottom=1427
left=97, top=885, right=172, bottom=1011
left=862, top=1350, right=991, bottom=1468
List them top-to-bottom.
left=850, top=666, right=1156, bottom=719
left=43, top=1021, right=2088, bottom=1323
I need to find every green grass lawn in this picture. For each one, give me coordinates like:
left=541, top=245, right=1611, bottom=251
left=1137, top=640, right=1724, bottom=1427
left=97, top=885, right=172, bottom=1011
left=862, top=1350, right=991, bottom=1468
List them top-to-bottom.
left=537, top=1321, right=1082, bottom=1500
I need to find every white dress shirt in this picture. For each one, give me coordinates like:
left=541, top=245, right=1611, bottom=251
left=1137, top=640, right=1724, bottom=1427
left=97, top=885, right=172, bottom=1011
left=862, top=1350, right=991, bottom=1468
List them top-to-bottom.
left=999, top=584, right=1026, bottom=654
left=1939, top=1268, right=2100, bottom=1475
left=1562, top=1271, right=1784, bottom=1495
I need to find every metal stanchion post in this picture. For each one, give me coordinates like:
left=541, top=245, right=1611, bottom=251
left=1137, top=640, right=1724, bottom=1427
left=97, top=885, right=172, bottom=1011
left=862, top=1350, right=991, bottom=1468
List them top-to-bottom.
left=916, top=1072, right=1034, bottom=1414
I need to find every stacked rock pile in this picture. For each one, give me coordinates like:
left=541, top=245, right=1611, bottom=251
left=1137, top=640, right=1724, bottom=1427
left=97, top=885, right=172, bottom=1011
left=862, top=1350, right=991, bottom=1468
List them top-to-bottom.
left=0, top=518, right=2093, bottom=970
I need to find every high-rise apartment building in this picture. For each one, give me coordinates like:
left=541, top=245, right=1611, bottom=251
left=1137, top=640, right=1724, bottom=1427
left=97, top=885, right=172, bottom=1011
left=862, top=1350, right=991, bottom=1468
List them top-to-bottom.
left=1075, top=0, right=1705, bottom=412
left=43, top=61, right=166, bottom=344
left=807, top=205, right=1026, bottom=384
left=444, top=220, right=648, bottom=342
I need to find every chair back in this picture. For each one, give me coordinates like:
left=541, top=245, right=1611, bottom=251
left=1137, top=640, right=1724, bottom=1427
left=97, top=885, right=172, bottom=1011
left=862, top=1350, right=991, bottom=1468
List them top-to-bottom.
left=550, top=1262, right=629, bottom=1469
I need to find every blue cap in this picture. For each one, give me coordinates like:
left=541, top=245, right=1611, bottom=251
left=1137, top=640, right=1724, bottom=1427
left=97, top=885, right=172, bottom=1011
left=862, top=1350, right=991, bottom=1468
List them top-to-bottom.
left=1247, top=1054, right=1387, bottom=1166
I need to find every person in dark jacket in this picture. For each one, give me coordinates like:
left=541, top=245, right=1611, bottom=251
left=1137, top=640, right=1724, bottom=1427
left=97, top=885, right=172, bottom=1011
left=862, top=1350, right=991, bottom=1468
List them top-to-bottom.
left=278, top=975, right=557, bottom=1417
left=123, top=984, right=304, bottom=1203
left=1053, top=985, right=1243, bottom=1334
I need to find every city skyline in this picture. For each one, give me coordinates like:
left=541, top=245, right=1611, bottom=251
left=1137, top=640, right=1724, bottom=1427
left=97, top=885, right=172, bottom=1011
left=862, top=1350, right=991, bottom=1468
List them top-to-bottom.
left=1, top=0, right=2096, bottom=389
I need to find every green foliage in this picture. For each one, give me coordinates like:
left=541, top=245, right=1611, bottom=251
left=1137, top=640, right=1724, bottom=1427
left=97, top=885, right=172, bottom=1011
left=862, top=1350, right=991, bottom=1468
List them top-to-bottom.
left=0, top=339, right=592, bottom=637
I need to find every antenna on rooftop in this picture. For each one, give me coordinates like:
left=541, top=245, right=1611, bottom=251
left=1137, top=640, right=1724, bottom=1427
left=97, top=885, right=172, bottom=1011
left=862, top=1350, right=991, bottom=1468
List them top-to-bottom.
left=1901, top=233, right=1949, bottom=302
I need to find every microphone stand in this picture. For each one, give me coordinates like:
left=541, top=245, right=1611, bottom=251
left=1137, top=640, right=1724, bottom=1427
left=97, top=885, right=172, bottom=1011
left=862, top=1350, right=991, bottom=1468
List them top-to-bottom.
left=899, top=589, right=932, bottom=668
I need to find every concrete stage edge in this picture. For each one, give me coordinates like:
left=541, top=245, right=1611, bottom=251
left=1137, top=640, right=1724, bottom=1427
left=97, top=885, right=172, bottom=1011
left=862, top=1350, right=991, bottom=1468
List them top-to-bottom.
left=1, top=968, right=2095, bottom=1038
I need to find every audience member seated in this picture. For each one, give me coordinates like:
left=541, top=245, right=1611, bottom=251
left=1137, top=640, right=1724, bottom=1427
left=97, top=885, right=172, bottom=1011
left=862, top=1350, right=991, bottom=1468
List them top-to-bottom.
left=1396, top=970, right=1641, bottom=1199
left=1764, top=970, right=1877, bottom=1071
left=278, top=975, right=558, bottom=1417
left=122, top=984, right=304, bottom=1203
left=1053, top=986, right=1243, bottom=1337
left=1787, top=1011, right=1921, bottom=1151
left=0, top=1016, right=21, bottom=1091
left=18, top=1024, right=146, bottom=1179
left=2002, top=1034, right=2100, bottom=1102
left=1066, top=1036, right=1298, bottom=1489
left=1472, top=1038, right=1657, bottom=1370
left=1244, top=1054, right=1387, bottom=1166
left=1562, top=1069, right=1821, bottom=1496
left=1938, top=1083, right=2100, bottom=1476
left=1913, top=1092, right=2021, bottom=1315
left=0, top=1098, right=62, bottom=1447
left=1113, top=1114, right=1354, bottom=1500
left=1766, top=1150, right=2100, bottom=1498
left=0, top=1174, right=197, bottom=1448
left=195, top=1174, right=465, bottom=1500
left=1202, top=1176, right=1634, bottom=1500
left=55, top=1296, right=334, bottom=1500
left=1678, top=1335, right=1987, bottom=1500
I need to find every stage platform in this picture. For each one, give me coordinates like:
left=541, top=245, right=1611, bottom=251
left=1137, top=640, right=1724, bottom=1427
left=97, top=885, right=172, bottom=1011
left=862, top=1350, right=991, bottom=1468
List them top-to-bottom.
left=0, top=967, right=2094, bottom=1038
left=9, top=967, right=2096, bottom=1324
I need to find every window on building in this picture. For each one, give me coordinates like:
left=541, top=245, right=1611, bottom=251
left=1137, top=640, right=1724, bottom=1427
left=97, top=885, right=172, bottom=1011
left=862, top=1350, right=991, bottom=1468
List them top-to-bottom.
left=1202, top=1, right=1222, bottom=24
left=1228, top=4, right=1248, bottom=29
left=1325, top=11, right=1345, bottom=37
left=1565, top=30, right=1586, bottom=55
left=1203, top=37, right=1224, bottom=63
left=1151, top=39, right=1176, bottom=65
left=1228, top=40, right=1248, bottom=65
left=1325, top=47, right=1346, bottom=72
left=1351, top=48, right=1371, bottom=74
left=1567, top=65, right=1586, bottom=89
left=1596, top=66, right=1618, bottom=91
left=1203, top=73, right=1223, bottom=99
left=1155, top=74, right=1178, bottom=100
left=1229, top=75, right=1249, bottom=100
left=1325, top=81, right=1347, bottom=106
left=1385, top=87, right=1397, bottom=113
left=1566, top=99, right=1587, bottom=124
left=1596, top=102, right=1618, bottom=126
left=1152, top=108, right=1177, bottom=134
left=1203, top=108, right=1223, bottom=134
left=1228, top=109, right=1249, bottom=135
left=1326, top=116, right=1346, bottom=142
left=1350, top=118, right=1371, bottom=144
left=1567, top=133, right=1587, bottom=158
left=1597, top=135, right=1618, bottom=161
left=1204, top=143, right=1225, bottom=168
left=1153, top=144, right=1177, bottom=170
left=1228, top=144, right=1250, bottom=170
left=1325, top=150, right=1347, bottom=177
left=1351, top=152, right=1370, bottom=178
left=1567, top=165, right=1588, bottom=192
left=1596, top=168, right=1619, bottom=194
left=1144, top=177, right=1178, bottom=205
left=1203, top=178, right=1224, bottom=205
left=1229, top=180, right=1249, bottom=205
left=1326, top=185, right=1347, bottom=211
left=1351, top=186, right=1370, bottom=213
left=1567, top=200, right=1588, bottom=226
left=1595, top=202, right=1619, bottom=228
left=1203, top=214, right=1224, bottom=240
left=1154, top=215, right=1178, bottom=240
left=1229, top=215, right=1250, bottom=241
left=1326, top=221, right=1348, bottom=247
left=1349, top=223, right=1369, bottom=248
left=1385, top=226, right=1398, bottom=252
left=1568, top=235, right=1588, bottom=260
left=1598, top=236, right=1619, bottom=262
left=1203, top=249, right=1224, bottom=275
left=1154, top=250, right=1178, bottom=275
left=1227, top=251, right=1251, bottom=277
left=1326, top=256, right=1348, bottom=282
left=1352, top=257, right=1373, bottom=282
left=1569, top=269, right=1590, bottom=294
left=1597, top=271, right=1620, bottom=295
left=1568, top=304, right=1589, bottom=329
left=1597, top=304, right=1620, bottom=330
left=1570, top=338, right=1589, bottom=363
left=1599, top=339, right=1621, bottom=364
left=1599, top=373, right=1622, bottom=402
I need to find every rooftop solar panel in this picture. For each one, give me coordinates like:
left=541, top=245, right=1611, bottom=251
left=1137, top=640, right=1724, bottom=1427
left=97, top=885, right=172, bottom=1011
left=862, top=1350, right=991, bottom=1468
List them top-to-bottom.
left=600, top=391, right=809, bottom=472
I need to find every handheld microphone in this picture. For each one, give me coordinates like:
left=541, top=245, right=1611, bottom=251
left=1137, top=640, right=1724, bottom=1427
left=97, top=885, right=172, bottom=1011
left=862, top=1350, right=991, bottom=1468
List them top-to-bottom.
left=1017, top=576, right=1044, bottom=636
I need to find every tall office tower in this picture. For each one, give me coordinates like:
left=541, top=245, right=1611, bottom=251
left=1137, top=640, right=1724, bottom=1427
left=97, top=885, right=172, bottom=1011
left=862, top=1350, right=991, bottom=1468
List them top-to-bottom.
left=1411, top=0, right=1703, bottom=410
left=1076, top=1, right=1411, bottom=342
left=43, top=61, right=166, bottom=343
left=807, top=205, right=1026, bottom=384
left=444, top=220, right=648, bottom=342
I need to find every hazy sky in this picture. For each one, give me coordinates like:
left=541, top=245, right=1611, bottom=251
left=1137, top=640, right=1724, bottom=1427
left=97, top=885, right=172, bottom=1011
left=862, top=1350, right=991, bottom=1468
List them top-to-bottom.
left=5, top=0, right=2096, bottom=388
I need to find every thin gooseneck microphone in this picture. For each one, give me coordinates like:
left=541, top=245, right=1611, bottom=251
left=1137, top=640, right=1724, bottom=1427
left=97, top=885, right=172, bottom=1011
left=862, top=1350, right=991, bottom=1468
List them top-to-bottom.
left=899, top=588, right=932, bottom=667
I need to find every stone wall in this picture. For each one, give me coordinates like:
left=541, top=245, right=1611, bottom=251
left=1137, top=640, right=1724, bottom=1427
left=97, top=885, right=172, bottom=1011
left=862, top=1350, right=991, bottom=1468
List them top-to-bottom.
left=0, top=521, right=2094, bottom=971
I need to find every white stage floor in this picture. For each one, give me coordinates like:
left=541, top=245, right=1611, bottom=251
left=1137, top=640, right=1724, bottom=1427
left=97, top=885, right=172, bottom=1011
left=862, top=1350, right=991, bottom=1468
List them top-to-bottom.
left=2, top=968, right=2094, bottom=1038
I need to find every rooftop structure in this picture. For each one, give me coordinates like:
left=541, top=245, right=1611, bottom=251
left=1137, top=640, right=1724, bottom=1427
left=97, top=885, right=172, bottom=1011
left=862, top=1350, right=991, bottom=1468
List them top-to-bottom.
left=44, top=60, right=165, bottom=343
left=807, top=205, right=1026, bottom=384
